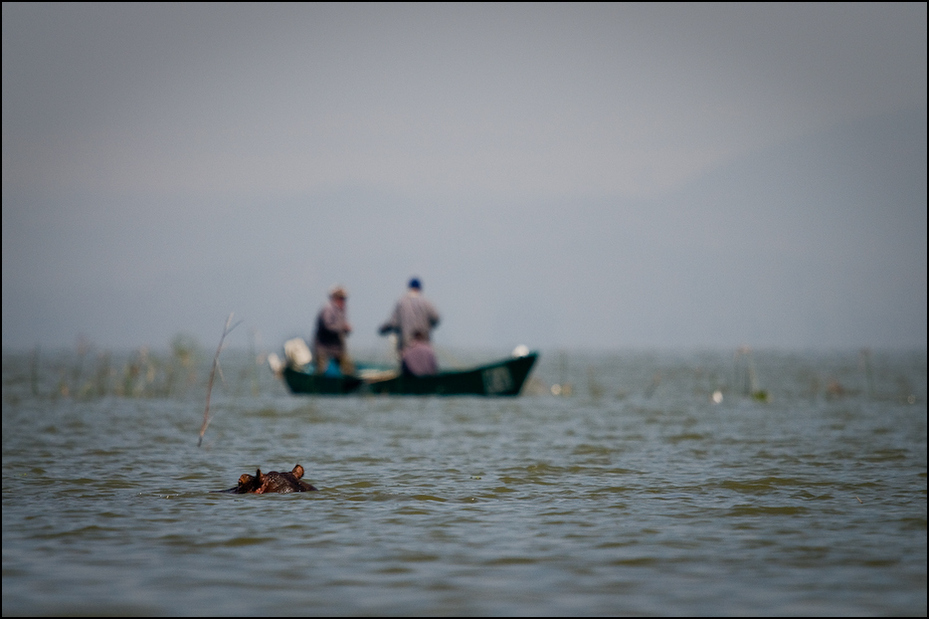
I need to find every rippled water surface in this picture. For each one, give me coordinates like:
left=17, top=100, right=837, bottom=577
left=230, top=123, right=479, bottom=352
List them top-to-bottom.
left=2, top=348, right=926, bottom=616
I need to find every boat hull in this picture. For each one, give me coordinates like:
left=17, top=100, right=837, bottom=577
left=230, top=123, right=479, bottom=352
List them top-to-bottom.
left=282, top=352, right=538, bottom=396
left=281, top=370, right=364, bottom=395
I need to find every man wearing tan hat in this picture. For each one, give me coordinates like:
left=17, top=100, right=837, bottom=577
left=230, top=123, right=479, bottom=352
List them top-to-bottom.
left=312, top=285, right=353, bottom=375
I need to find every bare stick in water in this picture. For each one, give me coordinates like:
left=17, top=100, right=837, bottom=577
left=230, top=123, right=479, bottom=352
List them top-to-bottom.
left=198, top=313, right=242, bottom=447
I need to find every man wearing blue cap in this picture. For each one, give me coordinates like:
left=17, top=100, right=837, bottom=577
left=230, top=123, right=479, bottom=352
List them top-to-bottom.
left=378, top=277, right=440, bottom=372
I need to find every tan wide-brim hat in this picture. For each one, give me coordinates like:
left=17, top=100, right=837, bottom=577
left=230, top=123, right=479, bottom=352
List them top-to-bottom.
left=329, top=285, right=348, bottom=299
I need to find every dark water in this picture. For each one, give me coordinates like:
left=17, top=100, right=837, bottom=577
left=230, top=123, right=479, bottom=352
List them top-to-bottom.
left=2, top=347, right=926, bottom=616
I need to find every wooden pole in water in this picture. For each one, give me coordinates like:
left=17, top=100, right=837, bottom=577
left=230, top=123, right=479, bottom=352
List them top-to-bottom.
left=198, top=313, right=241, bottom=447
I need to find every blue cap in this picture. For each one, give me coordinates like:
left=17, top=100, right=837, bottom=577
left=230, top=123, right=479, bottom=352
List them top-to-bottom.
left=408, top=278, right=421, bottom=290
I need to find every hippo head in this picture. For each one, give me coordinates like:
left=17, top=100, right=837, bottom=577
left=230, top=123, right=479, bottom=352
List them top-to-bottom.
left=216, top=464, right=317, bottom=494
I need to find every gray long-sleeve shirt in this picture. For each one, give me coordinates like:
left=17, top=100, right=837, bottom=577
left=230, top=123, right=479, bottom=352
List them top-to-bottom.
left=378, top=291, right=440, bottom=351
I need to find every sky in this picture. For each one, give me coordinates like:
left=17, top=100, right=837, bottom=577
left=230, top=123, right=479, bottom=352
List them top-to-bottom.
left=2, top=3, right=927, bottom=355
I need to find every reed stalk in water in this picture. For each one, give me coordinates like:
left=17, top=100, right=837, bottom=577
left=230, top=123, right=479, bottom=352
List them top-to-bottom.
left=198, top=313, right=241, bottom=447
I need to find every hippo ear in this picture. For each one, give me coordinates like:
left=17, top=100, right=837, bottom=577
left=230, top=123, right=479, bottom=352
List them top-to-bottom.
left=292, top=464, right=304, bottom=479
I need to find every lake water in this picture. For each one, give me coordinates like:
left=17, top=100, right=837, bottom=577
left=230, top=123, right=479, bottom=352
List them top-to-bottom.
left=2, top=346, right=926, bottom=616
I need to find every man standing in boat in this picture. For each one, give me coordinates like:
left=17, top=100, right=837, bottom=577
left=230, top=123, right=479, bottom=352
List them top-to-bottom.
left=378, top=277, right=440, bottom=361
left=313, top=285, right=353, bottom=375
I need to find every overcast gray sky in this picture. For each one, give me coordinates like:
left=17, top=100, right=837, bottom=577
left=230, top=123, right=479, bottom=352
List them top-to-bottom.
left=3, top=3, right=926, bottom=354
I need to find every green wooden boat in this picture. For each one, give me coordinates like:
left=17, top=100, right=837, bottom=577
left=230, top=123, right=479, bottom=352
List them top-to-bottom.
left=282, top=351, right=539, bottom=396
left=280, top=370, right=365, bottom=395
